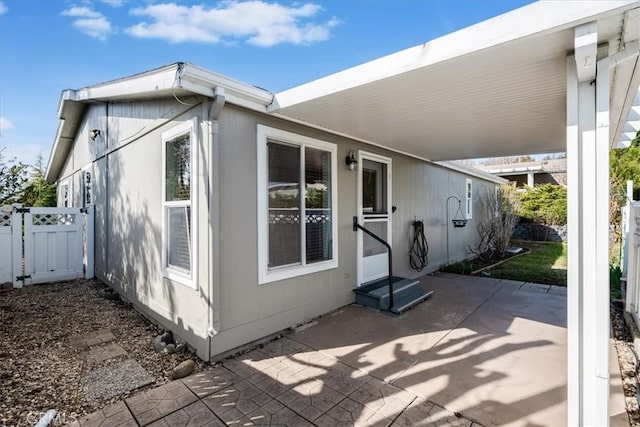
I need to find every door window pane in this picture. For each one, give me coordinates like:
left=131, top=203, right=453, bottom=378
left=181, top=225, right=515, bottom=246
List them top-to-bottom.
left=268, top=141, right=301, bottom=267
left=305, top=148, right=332, bottom=263
left=362, top=159, right=387, bottom=214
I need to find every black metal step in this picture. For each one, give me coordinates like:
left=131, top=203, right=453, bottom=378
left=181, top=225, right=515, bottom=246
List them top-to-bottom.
left=390, top=288, right=434, bottom=314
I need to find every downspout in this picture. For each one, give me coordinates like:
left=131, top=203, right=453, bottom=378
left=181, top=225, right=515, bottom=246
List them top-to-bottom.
left=206, top=87, right=225, bottom=361
left=104, top=102, right=110, bottom=281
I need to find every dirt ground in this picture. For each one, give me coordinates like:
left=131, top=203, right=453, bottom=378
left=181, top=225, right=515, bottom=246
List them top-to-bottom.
left=0, top=279, right=206, bottom=427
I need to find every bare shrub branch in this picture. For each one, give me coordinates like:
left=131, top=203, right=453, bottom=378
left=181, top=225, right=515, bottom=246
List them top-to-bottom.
left=472, top=184, right=520, bottom=261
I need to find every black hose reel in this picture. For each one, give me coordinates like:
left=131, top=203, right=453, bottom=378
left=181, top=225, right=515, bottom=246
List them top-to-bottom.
left=409, top=220, right=429, bottom=272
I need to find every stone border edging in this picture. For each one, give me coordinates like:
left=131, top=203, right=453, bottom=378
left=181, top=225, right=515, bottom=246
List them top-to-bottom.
left=470, top=248, right=532, bottom=275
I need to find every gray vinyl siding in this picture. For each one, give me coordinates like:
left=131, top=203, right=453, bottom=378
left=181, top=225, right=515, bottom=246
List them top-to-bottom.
left=53, top=96, right=498, bottom=361
left=57, top=97, right=212, bottom=358
left=209, top=104, right=497, bottom=356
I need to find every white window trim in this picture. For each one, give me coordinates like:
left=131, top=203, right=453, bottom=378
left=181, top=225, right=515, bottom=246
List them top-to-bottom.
left=161, top=118, right=199, bottom=290
left=257, top=124, right=338, bottom=285
left=81, top=165, right=93, bottom=208
left=465, top=178, right=473, bottom=219
left=59, top=181, right=70, bottom=207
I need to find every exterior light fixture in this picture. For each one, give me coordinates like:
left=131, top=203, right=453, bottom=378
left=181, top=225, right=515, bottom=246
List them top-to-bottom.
left=89, top=129, right=102, bottom=141
left=345, top=150, right=358, bottom=170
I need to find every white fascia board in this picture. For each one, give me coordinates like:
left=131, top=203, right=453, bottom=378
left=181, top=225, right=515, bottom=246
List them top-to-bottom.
left=273, top=1, right=639, bottom=110
left=623, top=7, right=640, bottom=43
left=610, top=43, right=640, bottom=148
left=71, top=63, right=272, bottom=108
left=179, top=63, right=273, bottom=109
left=74, top=66, right=178, bottom=101
left=45, top=90, right=85, bottom=182
left=45, top=120, right=69, bottom=182
left=436, top=161, right=508, bottom=185
left=484, top=165, right=543, bottom=174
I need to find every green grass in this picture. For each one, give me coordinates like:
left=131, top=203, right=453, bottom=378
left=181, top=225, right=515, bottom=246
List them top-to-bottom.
left=487, top=240, right=567, bottom=286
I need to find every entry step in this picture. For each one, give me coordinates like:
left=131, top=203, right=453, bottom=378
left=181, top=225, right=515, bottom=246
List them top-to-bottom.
left=353, top=276, right=433, bottom=313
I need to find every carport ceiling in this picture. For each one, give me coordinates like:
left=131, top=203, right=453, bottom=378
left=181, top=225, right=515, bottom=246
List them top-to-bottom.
left=271, top=1, right=640, bottom=161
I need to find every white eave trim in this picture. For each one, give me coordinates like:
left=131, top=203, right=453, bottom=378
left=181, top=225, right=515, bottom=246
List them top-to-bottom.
left=272, top=1, right=639, bottom=111
left=45, top=63, right=274, bottom=182
left=63, top=63, right=273, bottom=111
left=178, top=63, right=273, bottom=111
left=436, top=161, right=508, bottom=185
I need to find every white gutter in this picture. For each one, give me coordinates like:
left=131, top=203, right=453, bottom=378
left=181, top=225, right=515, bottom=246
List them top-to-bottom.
left=177, top=63, right=272, bottom=112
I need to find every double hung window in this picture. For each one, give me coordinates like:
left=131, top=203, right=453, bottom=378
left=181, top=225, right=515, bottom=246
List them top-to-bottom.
left=162, top=119, right=197, bottom=288
left=257, top=125, right=338, bottom=284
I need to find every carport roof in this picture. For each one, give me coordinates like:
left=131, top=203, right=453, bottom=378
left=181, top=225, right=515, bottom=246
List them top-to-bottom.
left=270, top=1, right=640, bottom=161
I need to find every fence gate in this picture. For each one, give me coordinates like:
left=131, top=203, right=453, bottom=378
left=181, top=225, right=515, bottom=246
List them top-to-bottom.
left=0, top=206, right=94, bottom=288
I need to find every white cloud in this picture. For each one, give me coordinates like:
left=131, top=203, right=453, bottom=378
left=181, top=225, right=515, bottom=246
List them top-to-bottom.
left=98, top=0, right=124, bottom=6
left=125, top=1, right=339, bottom=46
left=0, top=2, right=7, bottom=15
left=62, top=6, right=113, bottom=40
left=62, top=6, right=103, bottom=18
left=0, top=117, right=14, bottom=130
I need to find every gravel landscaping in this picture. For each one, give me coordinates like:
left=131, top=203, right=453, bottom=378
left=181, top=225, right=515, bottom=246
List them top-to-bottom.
left=0, top=279, right=206, bottom=427
left=612, top=302, right=640, bottom=426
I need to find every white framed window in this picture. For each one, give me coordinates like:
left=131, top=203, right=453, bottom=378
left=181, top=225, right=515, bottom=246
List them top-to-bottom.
left=162, top=118, right=198, bottom=289
left=257, top=125, right=338, bottom=284
left=82, top=168, right=93, bottom=208
left=465, top=178, right=473, bottom=219
left=59, top=182, right=69, bottom=207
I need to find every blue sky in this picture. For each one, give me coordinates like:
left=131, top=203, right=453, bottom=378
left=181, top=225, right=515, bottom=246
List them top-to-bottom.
left=0, top=0, right=534, bottom=166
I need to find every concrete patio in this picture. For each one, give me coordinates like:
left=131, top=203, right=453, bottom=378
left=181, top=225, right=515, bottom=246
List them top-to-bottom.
left=72, top=273, right=629, bottom=426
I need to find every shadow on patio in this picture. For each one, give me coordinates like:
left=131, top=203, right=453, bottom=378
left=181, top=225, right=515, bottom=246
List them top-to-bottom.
left=76, top=273, right=567, bottom=426
left=286, top=273, right=567, bottom=426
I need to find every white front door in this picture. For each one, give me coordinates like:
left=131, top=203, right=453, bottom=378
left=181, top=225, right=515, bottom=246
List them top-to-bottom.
left=357, top=151, right=392, bottom=285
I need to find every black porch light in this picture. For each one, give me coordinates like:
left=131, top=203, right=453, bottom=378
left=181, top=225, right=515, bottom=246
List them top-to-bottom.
left=345, top=150, right=358, bottom=170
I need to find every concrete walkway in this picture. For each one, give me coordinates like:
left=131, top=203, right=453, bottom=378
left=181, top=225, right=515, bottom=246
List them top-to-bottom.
left=72, top=273, right=628, bottom=426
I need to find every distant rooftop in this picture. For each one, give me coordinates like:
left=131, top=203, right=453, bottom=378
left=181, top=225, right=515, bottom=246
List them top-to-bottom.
left=477, top=158, right=567, bottom=174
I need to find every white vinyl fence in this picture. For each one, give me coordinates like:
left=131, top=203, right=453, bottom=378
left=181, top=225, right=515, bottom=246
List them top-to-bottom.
left=625, top=201, right=640, bottom=323
left=0, top=205, right=94, bottom=288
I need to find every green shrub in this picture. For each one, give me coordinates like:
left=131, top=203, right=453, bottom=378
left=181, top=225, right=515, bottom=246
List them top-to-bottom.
left=519, top=184, right=567, bottom=226
left=610, top=261, right=622, bottom=301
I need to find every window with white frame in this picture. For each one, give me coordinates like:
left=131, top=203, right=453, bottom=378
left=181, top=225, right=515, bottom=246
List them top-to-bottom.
left=162, top=119, right=198, bottom=288
left=257, top=125, right=338, bottom=284
left=82, top=169, right=93, bottom=208
left=465, top=178, right=473, bottom=219
left=59, top=182, right=69, bottom=207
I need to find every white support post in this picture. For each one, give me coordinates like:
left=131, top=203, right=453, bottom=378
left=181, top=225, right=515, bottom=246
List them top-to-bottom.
left=568, top=21, right=606, bottom=426
left=568, top=21, right=640, bottom=426
left=592, top=47, right=612, bottom=427
left=566, top=55, right=581, bottom=426
left=526, top=171, right=534, bottom=187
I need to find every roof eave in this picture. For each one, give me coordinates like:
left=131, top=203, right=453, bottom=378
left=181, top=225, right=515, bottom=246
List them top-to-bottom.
left=45, top=63, right=274, bottom=182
